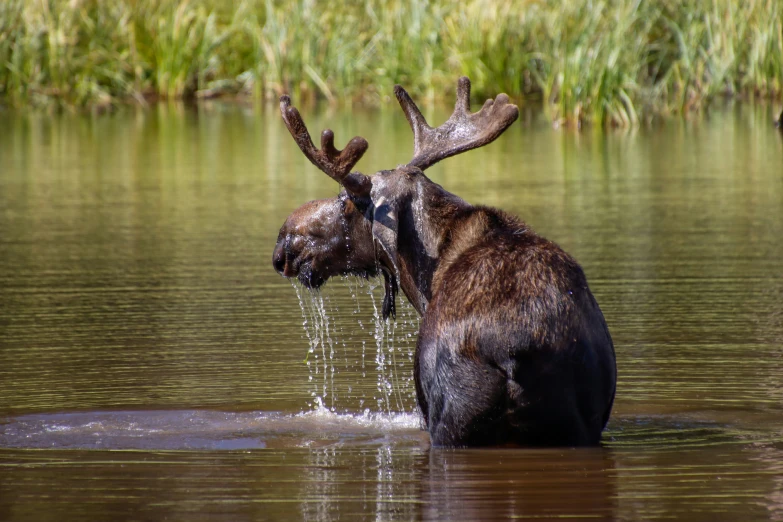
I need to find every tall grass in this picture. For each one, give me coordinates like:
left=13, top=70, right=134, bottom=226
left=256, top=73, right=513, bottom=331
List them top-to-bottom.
left=1, top=0, right=781, bottom=126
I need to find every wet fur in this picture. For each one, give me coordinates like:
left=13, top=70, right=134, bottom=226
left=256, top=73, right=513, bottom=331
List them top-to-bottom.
left=274, top=167, right=616, bottom=447
left=413, top=204, right=616, bottom=446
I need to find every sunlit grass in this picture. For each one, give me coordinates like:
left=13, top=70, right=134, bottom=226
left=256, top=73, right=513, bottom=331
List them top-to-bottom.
left=1, top=0, right=781, bottom=126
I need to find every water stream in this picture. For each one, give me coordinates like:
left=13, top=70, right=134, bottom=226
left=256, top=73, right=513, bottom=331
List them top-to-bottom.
left=293, top=277, right=420, bottom=415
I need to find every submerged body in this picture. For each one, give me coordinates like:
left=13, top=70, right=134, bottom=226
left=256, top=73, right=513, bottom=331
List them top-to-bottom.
left=412, top=204, right=615, bottom=446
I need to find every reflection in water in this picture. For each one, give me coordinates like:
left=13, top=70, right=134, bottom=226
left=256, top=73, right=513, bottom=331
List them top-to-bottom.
left=1, top=103, right=782, bottom=520
left=301, top=444, right=424, bottom=522
left=303, top=446, right=340, bottom=522
left=754, top=446, right=783, bottom=521
left=422, top=449, right=617, bottom=520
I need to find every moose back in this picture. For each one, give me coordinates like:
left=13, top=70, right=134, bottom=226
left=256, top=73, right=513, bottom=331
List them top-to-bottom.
left=272, top=77, right=617, bottom=447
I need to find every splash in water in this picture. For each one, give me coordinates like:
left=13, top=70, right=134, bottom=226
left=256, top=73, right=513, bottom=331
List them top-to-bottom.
left=0, top=409, right=425, bottom=450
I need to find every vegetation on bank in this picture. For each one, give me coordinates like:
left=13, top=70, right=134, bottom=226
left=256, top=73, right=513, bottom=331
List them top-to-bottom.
left=0, top=0, right=781, bottom=126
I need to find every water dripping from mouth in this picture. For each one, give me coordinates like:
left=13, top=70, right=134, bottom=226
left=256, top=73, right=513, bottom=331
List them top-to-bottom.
left=366, top=277, right=394, bottom=414
left=292, top=278, right=421, bottom=417
left=293, top=282, right=338, bottom=412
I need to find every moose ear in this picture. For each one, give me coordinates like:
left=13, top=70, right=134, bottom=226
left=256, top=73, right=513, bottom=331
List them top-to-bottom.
left=371, top=190, right=399, bottom=320
left=371, top=195, right=398, bottom=272
left=381, top=268, right=398, bottom=320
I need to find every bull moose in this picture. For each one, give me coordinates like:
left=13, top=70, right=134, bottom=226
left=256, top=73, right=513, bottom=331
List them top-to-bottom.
left=272, top=77, right=617, bottom=447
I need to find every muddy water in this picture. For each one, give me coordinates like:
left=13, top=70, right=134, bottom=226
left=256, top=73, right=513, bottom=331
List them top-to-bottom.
left=1, top=103, right=782, bottom=521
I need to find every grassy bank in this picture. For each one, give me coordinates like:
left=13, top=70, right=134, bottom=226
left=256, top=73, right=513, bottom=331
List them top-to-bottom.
left=1, top=0, right=781, bottom=126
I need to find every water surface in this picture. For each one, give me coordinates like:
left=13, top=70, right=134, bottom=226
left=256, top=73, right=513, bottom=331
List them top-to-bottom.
left=1, top=103, right=782, bottom=520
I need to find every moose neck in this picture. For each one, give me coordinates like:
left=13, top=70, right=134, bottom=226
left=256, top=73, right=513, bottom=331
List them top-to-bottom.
left=392, top=184, right=472, bottom=316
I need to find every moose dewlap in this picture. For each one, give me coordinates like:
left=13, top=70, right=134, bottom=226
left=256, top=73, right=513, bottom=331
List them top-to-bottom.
left=272, top=77, right=617, bottom=447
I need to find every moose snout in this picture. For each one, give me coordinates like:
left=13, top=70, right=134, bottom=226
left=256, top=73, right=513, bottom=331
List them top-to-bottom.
left=272, top=241, right=295, bottom=276
left=272, top=243, right=285, bottom=274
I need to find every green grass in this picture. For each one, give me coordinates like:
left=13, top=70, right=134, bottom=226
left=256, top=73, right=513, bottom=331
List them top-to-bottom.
left=1, top=0, right=781, bottom=126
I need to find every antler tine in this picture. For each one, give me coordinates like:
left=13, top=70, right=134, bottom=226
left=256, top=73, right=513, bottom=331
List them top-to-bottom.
left=455, top=76, right=472, bottom=114
left=394, top=77, right=519, bottom=171
left=393, top=86, right=429, bottom=156
left=280, top=95, right=371, bottom=196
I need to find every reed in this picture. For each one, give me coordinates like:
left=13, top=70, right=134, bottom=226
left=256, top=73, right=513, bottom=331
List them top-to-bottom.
left=1, top=0, right=781, bottom=126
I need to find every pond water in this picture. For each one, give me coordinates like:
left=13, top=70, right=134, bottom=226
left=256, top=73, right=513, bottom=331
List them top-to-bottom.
left=0, top=102, right=782, bottom=520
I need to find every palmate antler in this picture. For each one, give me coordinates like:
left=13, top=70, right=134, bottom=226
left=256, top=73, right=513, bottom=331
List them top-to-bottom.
left=394, top=77, right=519, bottom=170
left=279, top=95, right=372, bottom=197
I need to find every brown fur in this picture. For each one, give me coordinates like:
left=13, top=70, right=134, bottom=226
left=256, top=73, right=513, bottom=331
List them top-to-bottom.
left=275, top=169, right=616, bottom=447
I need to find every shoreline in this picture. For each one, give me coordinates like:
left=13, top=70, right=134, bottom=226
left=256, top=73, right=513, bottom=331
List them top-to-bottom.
left=1, top=0, right=781, bottom=127
left=2, top=93, right=781, bottom=132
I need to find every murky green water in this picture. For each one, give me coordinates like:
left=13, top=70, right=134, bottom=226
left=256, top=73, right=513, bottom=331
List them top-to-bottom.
left=1, top=103, right=782, bottom=520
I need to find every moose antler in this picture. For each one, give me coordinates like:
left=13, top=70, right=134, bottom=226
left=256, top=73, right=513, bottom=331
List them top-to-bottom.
left=394, top=77, right=519, bottom=170
left=280, top=96, right=372, bottom=196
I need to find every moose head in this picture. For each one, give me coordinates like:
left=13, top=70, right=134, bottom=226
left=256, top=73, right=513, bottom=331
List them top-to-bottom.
left=272, top=77, right=519, bottom=319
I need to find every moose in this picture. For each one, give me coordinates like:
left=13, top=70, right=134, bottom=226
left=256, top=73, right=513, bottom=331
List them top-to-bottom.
left=272, top=77, right=616, bottom=447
